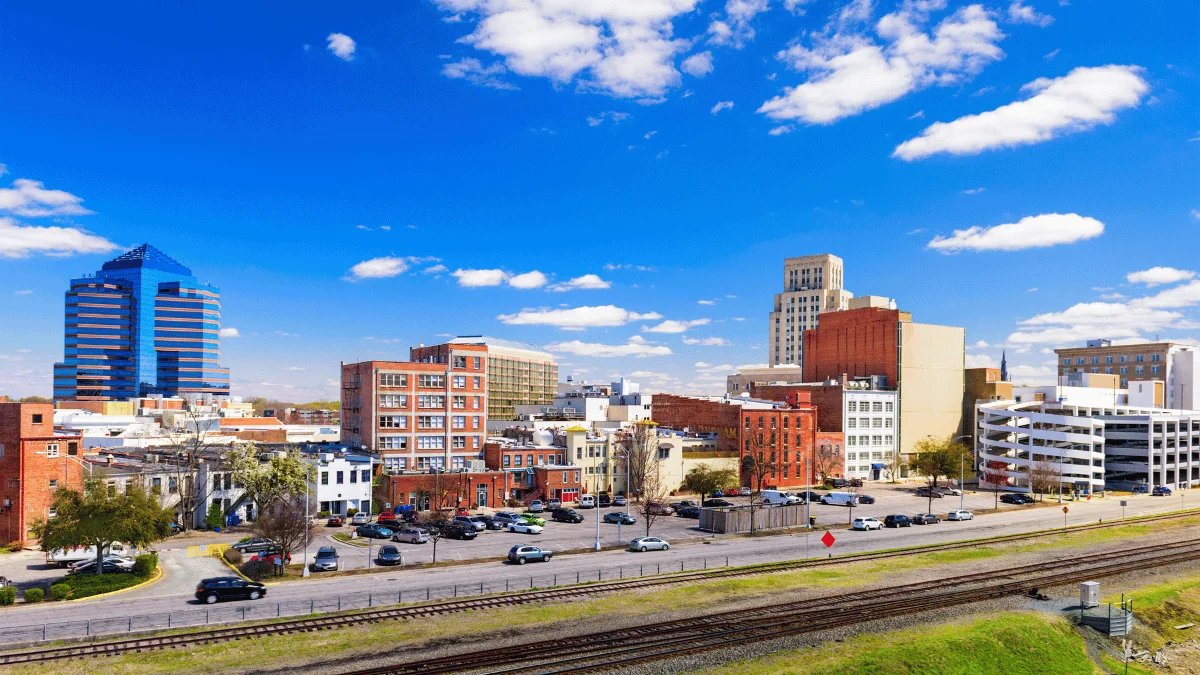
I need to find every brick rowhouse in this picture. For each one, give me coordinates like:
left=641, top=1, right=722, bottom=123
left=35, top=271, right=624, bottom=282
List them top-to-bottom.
left=0, top=403, right=85, bottom=546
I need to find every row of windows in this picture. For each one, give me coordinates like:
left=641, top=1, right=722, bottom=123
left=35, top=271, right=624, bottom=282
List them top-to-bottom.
left=1063, top=353, right=1161, bottom=366
left=1071, top=366, right=1160, bottom=375
left=378, top=374, right=451, bottom=388
left=847, top=400, right=893, bottom=413
left=744, top=415, right=806, bottom=429
left=847, top=418, right=893, bottom=429
left=378, top=435, right=482, bottom=450
left=846, top=435, right=894, bottom=447
left=846, top=451, right=893, bottom=461
left=502, top=452, right=566, bottom=467
left=382, top=455, right=481, bottom=471
left=319, top=468, right=372, bottom=485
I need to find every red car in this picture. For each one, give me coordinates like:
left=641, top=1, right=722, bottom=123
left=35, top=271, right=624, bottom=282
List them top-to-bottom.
left=325, top=515, right=345, bottom=527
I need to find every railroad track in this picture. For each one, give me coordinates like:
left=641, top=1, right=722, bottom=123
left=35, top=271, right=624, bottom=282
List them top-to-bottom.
left=1, top=508, right=1196, bottom=666
left=349, top=537, right=1200, bottom=675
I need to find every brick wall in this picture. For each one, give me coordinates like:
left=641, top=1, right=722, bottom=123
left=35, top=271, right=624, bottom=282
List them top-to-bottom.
left=803, top=308, right=902, bottom=384
left=0, top=403, right=85, bottom=546
left=375, top=470, right=512, bottom=511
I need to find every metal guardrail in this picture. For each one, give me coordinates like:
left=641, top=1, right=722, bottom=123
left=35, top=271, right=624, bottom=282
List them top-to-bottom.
left=0, top=554, right=731, bottom=645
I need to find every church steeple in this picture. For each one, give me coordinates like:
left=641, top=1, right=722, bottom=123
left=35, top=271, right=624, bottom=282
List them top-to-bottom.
left=1000, top=350, right=1009, bottom=382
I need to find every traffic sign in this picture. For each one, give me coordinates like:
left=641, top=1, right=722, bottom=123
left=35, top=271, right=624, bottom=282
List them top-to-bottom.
left=1062, top=506, right=1069, bottom=513
left=821, top=531, right=836, bottom=548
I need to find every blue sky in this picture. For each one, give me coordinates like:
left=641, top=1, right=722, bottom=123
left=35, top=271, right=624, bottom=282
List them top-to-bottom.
left=2, top=0, right=1198, bottom=401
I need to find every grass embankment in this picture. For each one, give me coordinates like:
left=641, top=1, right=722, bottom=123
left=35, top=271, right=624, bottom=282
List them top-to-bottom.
left=1104, top=571, right=1200, bottom=654
left=691, top=613, right=1099, bottom=675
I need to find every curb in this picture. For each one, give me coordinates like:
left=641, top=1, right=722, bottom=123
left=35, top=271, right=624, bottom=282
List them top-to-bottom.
left=217, top=554, right=255, bottom=583
left=68, top=565, right=165, bottom=603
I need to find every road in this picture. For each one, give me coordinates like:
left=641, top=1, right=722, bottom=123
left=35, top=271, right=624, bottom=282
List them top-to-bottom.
left=0, top=486, right=1190, bottom=631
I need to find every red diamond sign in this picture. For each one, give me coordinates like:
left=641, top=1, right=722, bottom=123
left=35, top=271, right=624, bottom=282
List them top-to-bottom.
left=821, top=531, right=836, bottom=548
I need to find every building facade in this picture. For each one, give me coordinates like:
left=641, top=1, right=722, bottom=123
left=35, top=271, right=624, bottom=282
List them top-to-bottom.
left=53, top=245, right=230, bottom=402
left=768, top=254, right=853, bottom=369
left=411, top=337, right=557, bottom=421
left=1054, top=340, right=1198, bottom=409
left=340, top=350, right=488, bottom=473
left=0, top=403, right=85, bottom=546
left=312, top=452, right=376, bottom=516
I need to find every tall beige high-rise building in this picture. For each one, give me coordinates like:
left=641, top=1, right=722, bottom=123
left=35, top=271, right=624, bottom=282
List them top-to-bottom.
left=768, top=254, right=853, bottom=369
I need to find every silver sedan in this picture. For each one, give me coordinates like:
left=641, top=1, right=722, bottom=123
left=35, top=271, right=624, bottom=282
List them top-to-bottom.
left=628, top=537, right=670, bottom=552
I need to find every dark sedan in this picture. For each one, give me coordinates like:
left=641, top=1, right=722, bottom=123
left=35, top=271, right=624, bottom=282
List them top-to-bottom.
left=856, top=494, right=876, bottom=505
left=703, top=499, right=733, bottom=508
left=675, top=506, right=701, bottom=518
left=551, top=508, right=584, bottom=523
left=603, top=512, right=637, bottom=525
left=913, top=513, right=940, bottom=525
left=440, top=523, right=478, bottom=540
left=355, top=524, right=394, bottom=539
left=232, top=538, right=279, bottom=553
left=376, top=545, right=403, bottom=566
left=195, top=577, right=266, bottom=604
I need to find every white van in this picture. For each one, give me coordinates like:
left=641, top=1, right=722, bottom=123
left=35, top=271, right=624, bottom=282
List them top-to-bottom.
left=761, top=490, right=803, bottom=506
left=820, top=492, right=859, bottom=506
left=577, top=495, right=596, bottom=509
left=47, top=542, right=131, bottom=567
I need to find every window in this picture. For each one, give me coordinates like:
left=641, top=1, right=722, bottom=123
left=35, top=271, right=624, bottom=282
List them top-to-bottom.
left=1136, top=354, right=1144, bottom=363
left=1151, top=354, right=1161, bottom=362
left=453, top=355, right=467, bottom=368
left=1120, top=355, right=1128, bottom=363
left=1105, top=356, right=1113, bottom=364
left=473, top=357, right=481, bottom=369
left=1076, top=357, right=1085, bottom=365
left=1091, top=357, right=1099, bottom=365
left=1062, top=358, right=1071, bottom=365
left=1151, top=365, right=1161, bottom=374
left=1136, top=366, right=1144, bottom=374
left=1105, top=367, right=1113, bottom=374
left=1120, top=367, right=1128, bottom=375
left=1091, top=368, right=1099, bottom=373
left=379, top=373, right=407, bottom=387
left=418, top=374, right=444, bottom=388
left=453, top=376, right=466, bottom=388
left=473, top=376, right=481, bottom=389
left=379, top=394, right=408, bottom=408
left=417, top=395, right=445, bottom=408
left=453, top=396, right=466, bottom=409
left=473, top=397, right=481, bottom=409
left=847, top=401, right=857, bottom=412
left=872, top=401, right=883, bottom=412
left=885, top=401, right=894, bottom=412
left=31, top=414, right=43, bottom=424
left=379, top=415, right=406, bottom=428
left=417, top=415, right=445, bottom=429
left=452, top=416, right=466, bottom=429
left=473, top=416, right=481, bottom=429
left=745, top=416, right=751, bottom=429
left=872, top=418, right=883, bottom=428
left=884, top=418, right=893, bottom=428
left=847, top=419, right=857, bottom=429
left=872, top=435, right=883, bottom=446
left=884, top=435, right=894, bottom=446
left=379, top=436, right=406, bottom=450
left=417, top=436, right=445, bottom=450
left=452, top=436, right=466, bottom=449
left=847, top=436, right=857, bottom=446
left=0, top=443, right=4, bottom=459
left=45, top=443, right=59, bottom=459
left=657, top=448, right=669, bottom=460
left=514, top=454, right=522, bottom=467
left=527, top=454, right=534, bottom=467
left=537, top=454, right=545, bottom=464
left=503, top=455, right=512, bottom=467
left=416, top=456, right=444, bottom=470
left=451, top=456, right=465, bottom=469
left=350, top=470, right=357, bottom=483
left=336, top=471, right=344, bottom=484
left=563, top=471, right=569, bottom=482
left=48, top=478, right=59, bottom=489
left=48, top=506, right=57, bottom=518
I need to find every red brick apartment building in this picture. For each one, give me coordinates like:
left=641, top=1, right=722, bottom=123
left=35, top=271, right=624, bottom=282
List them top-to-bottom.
left=341, top=344, right=488, bottom=474
left=653, top=393, right=826, bottom=488
left=0, top=403, right=85, bottom=546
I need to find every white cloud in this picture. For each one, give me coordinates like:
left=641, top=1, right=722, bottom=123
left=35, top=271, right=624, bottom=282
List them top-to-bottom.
left=434, top=0, right=700, bottom=99
left=707, top=0, right=769, bottom=48
left=1007, top=1, right=1053, bottom=27
left=759, top=3, right=1004, bottom=125
left=326, top=33, right=356, bottom=61
left=1043, top=48, right=1060, bottom=60
left=681, top=51, right=714, bottom=77
left=442, top=58, right=518, bottom=90
left=893, top=65, right=1148, bottom=160
left=711, top=100, right=735, bottom=114
left=908, top=110, right=925, bottom=119
left=587, top=111, right=631, bottom=126
left=768, top=125, right=794, bottom=135
left=644, top=130, right=658, bottom=140
left=0, top=178, right=94, bottom=217
left=961, top=187, right=986, bottom=195
left=1192, top=209, right=1200, bottom=221
left=927, top=213, right=1103, bottom=253
left=0, top=217, right=119, bottom=258
left=346, top=256, right=439, bottom=280
left=423, top=264, right=449, bottom=275
left=1126, top=267, right=1196, bottom=287
left=454, top=268, right=510, bottom=287
left=508, top=270, right=548, bottom=289
left=550, top=274, right=612, bottom=291
left=1131, top=280, right=1200, bottom=310
left=14, top=289, right=32, bottom=295
left=1099, top=292, right=1125, bottom=300
left=698, top=299, right=716, bottom=305
left=1008, top=300, right=1197, bottom=344
left=498, top=305, right=661, bottom=329
left=643, top=318, right=710, bottom=333
left=219, top=327, right=240, bottom=338
left=682, top=336, right=732, bottom=346
left=545, top=338, right=672, bottom=358
left=971, top=340, right=990, bottom=348
left=965, top=352, right=999, bottom=368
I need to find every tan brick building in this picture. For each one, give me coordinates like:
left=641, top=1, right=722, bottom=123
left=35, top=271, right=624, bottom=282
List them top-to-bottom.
left=1054, top=340, right=1198, bottom=409
left=0, top=403, right=85, bottom=546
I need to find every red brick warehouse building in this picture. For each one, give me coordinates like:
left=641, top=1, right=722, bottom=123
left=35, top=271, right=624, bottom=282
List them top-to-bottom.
left=652, top=393, right=828, bottom=489
left=0, top=403, right=85, bottom=546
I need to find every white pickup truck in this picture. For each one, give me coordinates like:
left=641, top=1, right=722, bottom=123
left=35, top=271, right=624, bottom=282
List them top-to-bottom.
left=46, top=542, right=131, bottom=567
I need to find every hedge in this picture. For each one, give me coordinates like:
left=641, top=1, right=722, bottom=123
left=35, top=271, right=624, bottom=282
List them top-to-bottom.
left=223, top=548, right=244, bottom=565
left=132, top=553, right=158, bottom=577
left=50, top=584, right=72, bottom=601
left=0, top=587, right=15, bottom=606
left=23, top=588, right=43, bottom=603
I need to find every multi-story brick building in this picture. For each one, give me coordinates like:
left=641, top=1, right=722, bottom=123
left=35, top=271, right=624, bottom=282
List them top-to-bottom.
left=411, top=337, right=557, bottom=421
left=1054, top=339, right=1198, bottom=409
left=341, top=348, right=488, bottom=473
left=0, top=403, right=85, bottom=546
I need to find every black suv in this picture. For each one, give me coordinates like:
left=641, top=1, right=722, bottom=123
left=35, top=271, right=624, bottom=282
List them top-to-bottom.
left=598, top=493, right=612, bottom=508
left=1000, top=493, right=1033, bottom=504
left=703, top=498, right=733, bottom=508
left=676, top=506, right=701, bottom=518
left=551, top=508, right=584, bottom=523
left=884, top=514, right=912, bottom=528
left=440, top=522, right=478, bottom=540
left=195, top=577, right=266, bottom=604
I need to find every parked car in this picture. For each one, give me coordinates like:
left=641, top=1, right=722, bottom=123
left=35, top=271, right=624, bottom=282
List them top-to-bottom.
left=829, top=478, right=850, bottom=488
left=849, top=478, right=864, bottom=488
left=1131, top=485, right=1149, bottom=494
left=936, top=486, right=963, bottom=496
left=1153, top=486, right=1173, bottom=496
left=737, top=487, right=753, bottom=496
left=915, top=487, right=944, bottom=498
left=711, top=490, right=725, bottom=498
left=761, top=490, right=803, bottom=506
left=794, top=490, right=822, bottom=503
left=820, top=492, right=858, bottom=506
left=1000, top=493, right=1030, bottom=505
left=598, top=494, right=612, bottom=508
left=856, top=494, right=876, bottom=505
left=577, top=495, right=596, bottom=509
left=613, top=495, right=628, bottom=507
left=546, top=498, right=562, bottom=509
left=703, top=499, right=733, bottom=508
left=527, top=500, right=546, bottom=513
left=670, top=500, right=697, bottom=510
left=645, top=502, right=674, bottom=516
left=676, top=506, right=701, bottom=519
left=551, top=508, right=584, bottom=523
left=947, top=509, right=974, bottom=521
left=350, top=512, right=371, bottom=526
left=491, top=512, right=526, bottom=526
left=519, top=512, right=547, bottom=527
left=604, top=512, right=637, bottom=525
left=913, top=513, right=940, bottom=525
left=883, top=514, right=912, bottom=528
left=453, top=515, right=488, bottom=531
left=477, top=515, right=505, bottom=530
left=325, top=516, right=345, bottom=527
left=852, top=517, right=882, bottom=531
left=377, top=518, right=404, bottom=530
left=507, top=521, right=543, bottom=535
left=441, top=523, right=479, bottom=540
left=355, top=524, right=394, bottom=539
left=392, top=527, right=429, bottom=544
left=629, top=537, right=670, bottom=552
left=232, top=538, right=280, bottom=554
left=47, top=542, right=131, bottom=567
left=376, top=545, right=403, bottom=566
left=508, top=545, right=552, bottom=564
left=311, top=547, right=340, bottom=572
left=69, top=554, right=133, bottom=573
left=71, top=558, right=136, bottom=574
left=195, top=577, right=267, bottom=604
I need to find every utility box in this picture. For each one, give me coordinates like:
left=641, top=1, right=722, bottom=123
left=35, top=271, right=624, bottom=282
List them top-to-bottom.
left=1080, top=581, right=1100, bottom=608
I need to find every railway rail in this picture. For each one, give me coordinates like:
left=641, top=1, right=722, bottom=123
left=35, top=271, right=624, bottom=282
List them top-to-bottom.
left=0, top=507, right=1196, bottom=666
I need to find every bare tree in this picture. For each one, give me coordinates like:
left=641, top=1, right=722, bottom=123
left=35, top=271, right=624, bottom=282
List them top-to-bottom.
left=154, top=407, right=229, bottom=531
left=616, top=421, right=657, bottom=501
left=740, top=432, right=779, bottom=536
left=812, top=442, right=842, bottom=485
left=885, top=448, right=908, bottom=483
left=982, top=459, right=1011, bottom=510
left=1029, top=459, right=1057, bottom=502
left=633, top=464, right=671, bottom=538
left=415, top=472, right=454, bottom=565
left=843, top=482, right=863, bottom=525
left=253, top=495, right=315, bottom=574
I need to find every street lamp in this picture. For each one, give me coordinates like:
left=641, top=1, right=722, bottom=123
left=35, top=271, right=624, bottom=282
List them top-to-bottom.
left=951, top=434, right=972, bottom=512
left=302, top=461, right=316, bottom=578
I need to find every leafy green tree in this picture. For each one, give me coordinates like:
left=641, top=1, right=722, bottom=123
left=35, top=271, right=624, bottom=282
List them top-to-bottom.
left=911, top=436, right=972, bottom=513
left=229, top=445, right=312, bottom=514
left=682, top=464, right=738, bottom=505
left=31, top=480, right=173, bottom=575
left=205, top=501, right=224, bottom=529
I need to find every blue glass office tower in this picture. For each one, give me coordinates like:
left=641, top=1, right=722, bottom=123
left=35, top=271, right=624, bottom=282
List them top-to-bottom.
left=53, top=245, right=231, bottom=401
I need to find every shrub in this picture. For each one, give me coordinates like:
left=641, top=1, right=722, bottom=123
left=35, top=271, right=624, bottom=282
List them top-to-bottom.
left=205, top=502, right=224, bottom=530
left=346, top=508, right=359, bottom=517
left=317, top=511, right=330, bottom=518
left=238, top=536, right=253, bottom=544
left=223, top=548, right=243, bottom=565
left=132, top=553, right=158, bottom=577
left=240, top=560, right=268, bottom=581
left=59, top=573, right=142, bottom=599
left=50, top=584, right=72, bottom=601
left=0, top=587, right=16, bottom=606
left=23, top=588, right=43, bottom=603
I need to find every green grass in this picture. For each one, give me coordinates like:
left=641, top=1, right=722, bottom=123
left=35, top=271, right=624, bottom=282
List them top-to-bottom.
left=330, top=533, right=368, bottom=547
left=1102, top=570, right=1200, bottom=652
left=57, top=571, right=149, bottom=599
left=691, top=613, right=1101, bottom=675
left=1100, top=655, right=1153, bottom=675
